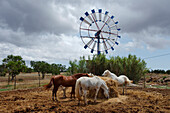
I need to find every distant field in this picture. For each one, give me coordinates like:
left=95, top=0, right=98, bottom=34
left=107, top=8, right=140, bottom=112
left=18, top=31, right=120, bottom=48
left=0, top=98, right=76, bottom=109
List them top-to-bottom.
left=0, top=72, right=53, bottom=91
left=0, top=72, right=169, bottom=91
left=0, top=73, right=170, bottom=112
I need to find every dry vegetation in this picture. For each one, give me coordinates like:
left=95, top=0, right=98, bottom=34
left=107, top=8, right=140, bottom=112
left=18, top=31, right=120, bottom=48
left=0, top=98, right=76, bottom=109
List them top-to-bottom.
left=0, top=73, right=170, bottom=112
left=0, top=73, right=52, bottom=90
left=0, top=87, right=169, bottom=113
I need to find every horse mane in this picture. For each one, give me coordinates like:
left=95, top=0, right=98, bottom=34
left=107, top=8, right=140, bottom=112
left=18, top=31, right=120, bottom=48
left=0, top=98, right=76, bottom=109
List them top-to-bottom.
left=73, top=73, right=90, bottom=78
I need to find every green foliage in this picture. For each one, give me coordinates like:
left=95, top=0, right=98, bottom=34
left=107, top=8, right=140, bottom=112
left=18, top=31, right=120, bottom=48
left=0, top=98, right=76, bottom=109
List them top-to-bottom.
left=69, top=54, right=147, bottom=83
left=87, top=54, right=108, bottom=75
left=2, top=55, right=26, bottom=80
left=78, top=56, right=87, bottom=73
left=68, top=60, right=78, bottom=74
left=31, top=61, right=66, bottom=78
left=50, top=63, right=61, bottom=75
left=0, top=64, right=6, bottom=76
left=23, top=67, right=33, bottom=73
left=149, top=69, right=166, bottom=74
left=166, top=70, right=170, bottom=74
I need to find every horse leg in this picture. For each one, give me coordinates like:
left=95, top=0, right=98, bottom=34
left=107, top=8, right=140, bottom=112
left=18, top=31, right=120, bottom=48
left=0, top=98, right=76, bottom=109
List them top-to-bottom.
left=122, top=85, right=125, bottom=95
left=53, top=86, right=59, bottom=101
left=70, top=86, right=75, bottom=99
left=72, top=86, right=75, bottom=98
left=63, top=87, right=66, bottom=98
left=78, top=87, right=82, bottom=106
left=52, top=88, right=55, bottom=101
left=70, top=88, right=73, bottom=99
left=94, top=88, right=100, bottom=103
left=83, top=90, right=88, bottom=105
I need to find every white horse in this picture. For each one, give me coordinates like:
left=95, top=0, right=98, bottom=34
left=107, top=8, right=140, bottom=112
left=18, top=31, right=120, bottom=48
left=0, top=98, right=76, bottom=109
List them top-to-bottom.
left=102, top=70, right=133, bottom=95
left=60, top=73, right=95, bottom=98
left=75, top=76, right=109, bottom=105
left=59, top=85, right=68, bottom=98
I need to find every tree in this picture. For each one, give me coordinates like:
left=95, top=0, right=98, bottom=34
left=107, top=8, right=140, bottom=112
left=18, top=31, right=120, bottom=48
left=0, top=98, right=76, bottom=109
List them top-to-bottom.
left=70, top=54, right=147, bottom=83
left=2, top=55, right=26, bottom=88
left=2, top=55, right=26, bottom=80
left=78, top=56, right=87, bottom=73
left=69, top=60, right=78, bottom=74
left=30, top=61, right=49, bottom=79
left=30, top=61, right=41, bottom=76
left=50, top=63, right=60, bottom=75
left=0, top=64, right=6, bottom=76
left=166, top=70, right=170, bottom=74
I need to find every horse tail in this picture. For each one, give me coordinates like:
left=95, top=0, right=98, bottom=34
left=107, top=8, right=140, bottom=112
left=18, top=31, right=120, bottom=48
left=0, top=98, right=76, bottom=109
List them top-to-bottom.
left=44, top=77, right=54, bottom=90
left=75, top=79, right=82, bottom=101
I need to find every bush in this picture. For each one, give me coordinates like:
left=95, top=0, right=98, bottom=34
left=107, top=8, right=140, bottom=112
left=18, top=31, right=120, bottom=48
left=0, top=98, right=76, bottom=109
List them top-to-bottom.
left=69, top=54, right=147, bottom=83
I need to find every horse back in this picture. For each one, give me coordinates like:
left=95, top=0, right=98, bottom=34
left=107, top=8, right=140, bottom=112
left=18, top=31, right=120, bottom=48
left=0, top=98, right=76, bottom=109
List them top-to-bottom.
left=72, top=73, right=90, bottom=79
left=52, top=75, right=64, bottom=84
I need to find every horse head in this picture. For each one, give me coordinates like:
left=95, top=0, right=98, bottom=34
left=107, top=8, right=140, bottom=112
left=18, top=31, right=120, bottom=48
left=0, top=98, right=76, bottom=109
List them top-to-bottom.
left=102, top=70, right=110, bottom=77
left=101, top=79, right=109, bottom=99
left=127, top=80, right=133, bottom=85
left=103, top=86, right=109, bottom=99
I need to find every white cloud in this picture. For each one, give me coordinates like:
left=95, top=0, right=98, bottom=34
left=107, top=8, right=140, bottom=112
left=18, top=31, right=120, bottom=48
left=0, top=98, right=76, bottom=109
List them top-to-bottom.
left=0, top=0, right=170, bottom=69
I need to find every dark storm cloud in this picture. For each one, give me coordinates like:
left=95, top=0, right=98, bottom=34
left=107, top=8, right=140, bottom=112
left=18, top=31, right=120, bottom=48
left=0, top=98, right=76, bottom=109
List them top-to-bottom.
left=0, top=0, right=77, bottom=35
left=0, top=0, right=170, bottom=64
left=119, top=0, right=170, bottom=34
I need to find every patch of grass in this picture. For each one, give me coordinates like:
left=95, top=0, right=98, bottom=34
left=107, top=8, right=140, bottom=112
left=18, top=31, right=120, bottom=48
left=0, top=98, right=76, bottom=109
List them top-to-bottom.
left=5, top=85, right=13, bottom=87
left=147, top=85, right=170, bottom=89
left=154, top=85, right=170, bottom=89
left=0, top=88, right=13, bottom=91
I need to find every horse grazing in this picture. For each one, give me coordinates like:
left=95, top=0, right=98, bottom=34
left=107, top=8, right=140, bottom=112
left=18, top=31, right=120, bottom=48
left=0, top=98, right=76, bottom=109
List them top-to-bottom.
left=102, top=70, right=133, bottom=95
left=44, top=73, right=90, bottom=101
left=75, top=76, right=109, bottom=105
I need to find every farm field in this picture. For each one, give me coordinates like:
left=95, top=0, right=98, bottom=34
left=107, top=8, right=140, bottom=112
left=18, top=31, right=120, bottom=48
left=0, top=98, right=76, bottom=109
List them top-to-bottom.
left=0, top=73, right=170, bottom=112
left=0, top=73, right=53, bottom=91
left=0, top=86, right=169, bottom=112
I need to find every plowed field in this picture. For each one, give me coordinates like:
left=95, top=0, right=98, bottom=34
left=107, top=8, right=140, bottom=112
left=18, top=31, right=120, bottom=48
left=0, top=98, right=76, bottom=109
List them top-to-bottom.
left=0, top=87, right=169, bottom=113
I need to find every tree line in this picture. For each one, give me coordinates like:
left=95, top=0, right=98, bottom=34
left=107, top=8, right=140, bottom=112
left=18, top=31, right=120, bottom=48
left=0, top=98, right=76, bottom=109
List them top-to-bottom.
left=2, top=54, right=168, bottom=84
left=68, top=54, right=148, bottom=83
left=0, top=55, right=66, bottom=81
left=148, top=69, right=170, bottom=74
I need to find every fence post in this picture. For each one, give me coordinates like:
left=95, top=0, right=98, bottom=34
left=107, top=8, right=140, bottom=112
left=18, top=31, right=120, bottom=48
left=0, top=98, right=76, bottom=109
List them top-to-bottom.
left=38, top=72, right=40, bottom=87
left=143, top=74, right=146, bottom=88
left=14, top=75, right=16, bottom=89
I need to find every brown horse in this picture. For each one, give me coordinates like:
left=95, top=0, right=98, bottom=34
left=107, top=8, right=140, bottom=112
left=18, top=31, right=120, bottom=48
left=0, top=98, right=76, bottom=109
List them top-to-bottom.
left=44, top=73, right=90, bottom=101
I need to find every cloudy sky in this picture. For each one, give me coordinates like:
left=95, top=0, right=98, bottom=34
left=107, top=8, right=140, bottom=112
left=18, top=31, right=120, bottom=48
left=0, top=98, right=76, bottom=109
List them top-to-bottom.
left=0, top=0, right=170, bottom=70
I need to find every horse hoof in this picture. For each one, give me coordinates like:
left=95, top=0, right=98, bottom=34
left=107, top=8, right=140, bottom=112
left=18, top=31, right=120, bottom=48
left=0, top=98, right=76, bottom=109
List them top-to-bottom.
left=84, top=103, right=88, bottom=106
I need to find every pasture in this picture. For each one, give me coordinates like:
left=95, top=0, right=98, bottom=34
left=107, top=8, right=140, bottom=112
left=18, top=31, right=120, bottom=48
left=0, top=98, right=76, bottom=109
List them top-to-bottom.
left=0, top=73, right=170, bottom=112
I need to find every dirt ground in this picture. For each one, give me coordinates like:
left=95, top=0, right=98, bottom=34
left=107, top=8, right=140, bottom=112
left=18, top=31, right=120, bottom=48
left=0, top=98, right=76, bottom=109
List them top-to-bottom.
left=0, top=86, right=169, bottom=113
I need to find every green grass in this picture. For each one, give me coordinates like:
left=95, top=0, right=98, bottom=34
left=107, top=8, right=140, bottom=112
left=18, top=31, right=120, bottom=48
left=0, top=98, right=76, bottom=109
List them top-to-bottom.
left=5, top=85, right=13, bottom=87
left=147, top=85, right=170, bottom=89
left=153, top=85, right=170, bottom=89
left=0, top=88, right=13, bottom=91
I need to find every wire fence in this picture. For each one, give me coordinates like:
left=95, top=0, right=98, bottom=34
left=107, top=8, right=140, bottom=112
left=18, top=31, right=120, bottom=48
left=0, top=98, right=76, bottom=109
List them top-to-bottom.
left=0, top=73, right=52, bottom=91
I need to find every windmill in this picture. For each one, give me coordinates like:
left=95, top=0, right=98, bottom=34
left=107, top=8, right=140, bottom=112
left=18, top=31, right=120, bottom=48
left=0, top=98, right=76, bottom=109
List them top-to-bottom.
left=79, top=9, right=121, bottom=55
